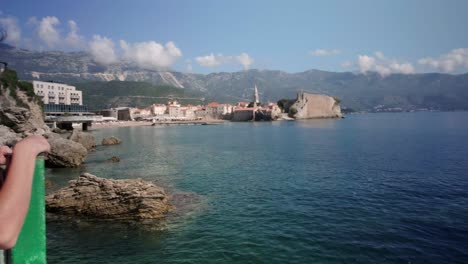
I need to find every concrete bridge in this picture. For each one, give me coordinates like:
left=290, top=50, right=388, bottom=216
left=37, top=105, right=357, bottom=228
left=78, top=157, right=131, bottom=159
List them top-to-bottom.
left=45, top=115, right=103, bottom=130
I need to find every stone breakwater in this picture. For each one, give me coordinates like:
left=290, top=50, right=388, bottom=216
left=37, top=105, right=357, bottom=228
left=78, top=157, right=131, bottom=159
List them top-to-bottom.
left=46, top=173, right=172, bottom=220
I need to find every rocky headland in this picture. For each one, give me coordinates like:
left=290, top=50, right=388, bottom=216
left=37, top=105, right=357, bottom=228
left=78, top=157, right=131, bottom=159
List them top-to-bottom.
left=0, top=68, right=93, bottom=167
left=46, top=173, right=172, bottom=220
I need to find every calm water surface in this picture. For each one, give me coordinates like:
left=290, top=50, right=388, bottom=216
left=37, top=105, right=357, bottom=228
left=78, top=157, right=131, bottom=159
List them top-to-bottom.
left=47, top=112, right=468, bottom=263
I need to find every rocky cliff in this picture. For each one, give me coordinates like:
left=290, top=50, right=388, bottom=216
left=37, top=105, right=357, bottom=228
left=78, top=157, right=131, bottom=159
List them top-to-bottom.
left=0, top=68, right=89, bottom=167
left=290, top=92, right=342, bottom=119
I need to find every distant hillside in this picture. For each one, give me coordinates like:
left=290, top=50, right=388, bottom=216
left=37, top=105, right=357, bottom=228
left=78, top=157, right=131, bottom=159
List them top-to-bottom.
left=2, top=44, right=468, bottom=111
left=75, top=81, right=205, bottom=110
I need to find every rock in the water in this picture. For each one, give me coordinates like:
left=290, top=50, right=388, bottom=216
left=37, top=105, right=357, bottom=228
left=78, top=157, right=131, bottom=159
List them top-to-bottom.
left=0, top=125, right=21, bottom=146
left=69, top=130, right=96, bottom=151
left=45, top=132, right=87, bottom=167
left=102, top=136, right=122, bottom=145
left=106, top=156, right=120, bottom=162
left=46, top=173, right=172, bottom=219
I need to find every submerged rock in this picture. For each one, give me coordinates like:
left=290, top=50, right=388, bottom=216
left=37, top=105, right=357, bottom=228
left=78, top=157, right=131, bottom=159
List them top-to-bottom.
left=45, top=132, right=87, bottom=168
left=102, top=136, right=122, bottom=146
left=106, top=156, right=121, bottom=162
left=46, top=173, right=172, bottom=220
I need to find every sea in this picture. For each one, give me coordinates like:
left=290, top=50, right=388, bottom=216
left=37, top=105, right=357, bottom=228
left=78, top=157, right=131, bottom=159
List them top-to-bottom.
left=46, top=112, right=468, bottom=263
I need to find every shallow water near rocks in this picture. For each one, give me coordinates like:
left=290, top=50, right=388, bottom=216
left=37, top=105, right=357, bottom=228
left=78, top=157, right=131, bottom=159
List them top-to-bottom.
left=47, top=112, right=468, bottom=263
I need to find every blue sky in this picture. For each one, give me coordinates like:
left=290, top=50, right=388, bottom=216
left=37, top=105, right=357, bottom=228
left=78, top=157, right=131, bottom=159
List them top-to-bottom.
left=1, top=0, right=467, bottom=75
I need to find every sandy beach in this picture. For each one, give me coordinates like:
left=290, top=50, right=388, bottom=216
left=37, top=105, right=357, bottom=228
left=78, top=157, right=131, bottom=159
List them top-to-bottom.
left=90, top=120, right=227, bottom=130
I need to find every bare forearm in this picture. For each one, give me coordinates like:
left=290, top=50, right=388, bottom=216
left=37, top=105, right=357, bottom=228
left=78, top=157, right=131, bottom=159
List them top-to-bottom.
left=0, top=146, right=37, bottom=248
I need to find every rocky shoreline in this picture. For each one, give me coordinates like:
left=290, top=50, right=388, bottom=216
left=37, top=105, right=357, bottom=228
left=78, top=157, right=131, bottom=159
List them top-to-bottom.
left=1, top=69, right=174, bottom=221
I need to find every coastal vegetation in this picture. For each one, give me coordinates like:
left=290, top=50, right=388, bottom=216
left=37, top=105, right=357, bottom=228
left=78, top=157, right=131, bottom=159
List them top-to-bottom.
left=0, top=68, right=42, bottom=108
left=277, top=98, right=296, bottom=113
left=288, top=107, right=298, bottom=118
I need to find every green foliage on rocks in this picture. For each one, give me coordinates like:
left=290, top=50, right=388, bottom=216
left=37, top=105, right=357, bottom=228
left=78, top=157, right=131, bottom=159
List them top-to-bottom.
left=0, top=68, right=43, bottom=107
left=1, top=68, right=26, bottom=108
left=277, top=98, right=296, bottom=113
left=277, top=99, right=288, bottom=110
left=288, top=107, right=298, bottom=118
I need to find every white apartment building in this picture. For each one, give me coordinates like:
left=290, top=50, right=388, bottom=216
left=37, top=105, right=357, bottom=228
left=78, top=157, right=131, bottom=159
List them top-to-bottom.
left=33, top=81, right=83, bottom=105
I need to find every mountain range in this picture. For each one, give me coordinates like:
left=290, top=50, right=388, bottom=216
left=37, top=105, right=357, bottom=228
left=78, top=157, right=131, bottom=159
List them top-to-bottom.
left=1, top=43, right=468, bottom=111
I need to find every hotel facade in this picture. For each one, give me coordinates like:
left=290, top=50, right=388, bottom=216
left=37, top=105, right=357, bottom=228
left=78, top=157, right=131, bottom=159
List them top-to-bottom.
left=33, top=81, right=83, bottom=105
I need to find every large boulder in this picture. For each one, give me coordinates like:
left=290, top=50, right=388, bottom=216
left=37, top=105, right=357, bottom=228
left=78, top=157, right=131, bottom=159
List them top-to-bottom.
left=0, top=92, right=48, bottom=134
left=0, top=125, right=21, bottom=146
left=68, top=130, right=96, bottom=151
left=45, top=132, right=87, bottom=168
left=102, top=136, right=121, bottom=146
left=46, top=173, right=172, bottom=220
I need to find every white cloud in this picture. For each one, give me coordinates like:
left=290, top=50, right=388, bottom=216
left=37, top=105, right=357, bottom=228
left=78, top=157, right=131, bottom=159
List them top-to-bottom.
left=0, top=16, right=21, bottom=44
left=36, top=16, right=61, bottom=48
left=65, top=20, right=84, bottom=48
left=89, top=35, right=117, bottom=65
left=119, top=40, right=182, bottom=69
left=418, top=48, right=468, bottom=73
left=309, top=49, right=341, bottom=56
left=350, top=51, right=415, bottom=77
left=196, top=52, right=254, bottom=70
left=236, top=52, right=254, bottom=70
left=195, top=53, right=226, bottom=67
left=357, top=55, right=375, bottom=73
left=184, top=60, right=193, bottom=73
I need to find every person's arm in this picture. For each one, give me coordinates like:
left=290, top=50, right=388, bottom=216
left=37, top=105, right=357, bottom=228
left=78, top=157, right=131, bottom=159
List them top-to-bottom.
left=0, top=135, right=50, bottom=249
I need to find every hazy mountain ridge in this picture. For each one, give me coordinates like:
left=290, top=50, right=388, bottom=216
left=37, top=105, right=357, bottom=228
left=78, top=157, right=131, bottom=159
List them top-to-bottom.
left=2, top=44, right=468, bottom=111
left=75, top=81, right=205, bottom=110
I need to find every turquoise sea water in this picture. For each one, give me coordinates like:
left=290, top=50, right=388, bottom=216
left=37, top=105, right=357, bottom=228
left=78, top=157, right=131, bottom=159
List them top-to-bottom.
left=46, top=112, right=468, bottom=263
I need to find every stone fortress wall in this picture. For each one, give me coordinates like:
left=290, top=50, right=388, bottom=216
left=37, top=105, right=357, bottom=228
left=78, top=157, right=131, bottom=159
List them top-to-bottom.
left=291, top=92, right=342, bottom=119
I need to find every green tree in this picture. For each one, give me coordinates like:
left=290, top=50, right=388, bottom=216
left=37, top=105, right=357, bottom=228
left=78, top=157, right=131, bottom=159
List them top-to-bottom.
left=288, top=107, right=298, bottom=118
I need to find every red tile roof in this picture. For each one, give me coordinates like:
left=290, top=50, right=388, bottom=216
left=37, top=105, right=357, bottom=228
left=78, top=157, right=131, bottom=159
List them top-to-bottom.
left=207, top=102, right=220, bottom=107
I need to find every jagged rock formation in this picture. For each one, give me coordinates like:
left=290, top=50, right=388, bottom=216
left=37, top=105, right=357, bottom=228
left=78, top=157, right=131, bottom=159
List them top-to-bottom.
left=290, top=92, right=342, bottom=119
left=0, top=97, right=47, bottom=135
left=0, top=125, right=21, bottom=146
left=68, top=130, right=96, bottom=151
left=45, top=132, right=87, bottom=168
left=102, top=136, right=122, bottom=146
left=46, top=173, right=172, bottom=220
